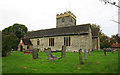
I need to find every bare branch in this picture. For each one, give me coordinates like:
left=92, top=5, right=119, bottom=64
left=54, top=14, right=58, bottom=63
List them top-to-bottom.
left=100, top=0, right=120, bottom=8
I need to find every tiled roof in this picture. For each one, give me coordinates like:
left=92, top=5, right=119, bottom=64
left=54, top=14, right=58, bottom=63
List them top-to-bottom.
left=25, top=24, right=91, bottom=39
left=22, top=38, right=32, bottom=45
left=111, top=43, right=120, bottom=48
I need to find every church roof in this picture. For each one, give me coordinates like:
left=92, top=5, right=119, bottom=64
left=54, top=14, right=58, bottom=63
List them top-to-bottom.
left=25, top=24, right=91, bottom=39
left=22, top=38, right=33, bottom=45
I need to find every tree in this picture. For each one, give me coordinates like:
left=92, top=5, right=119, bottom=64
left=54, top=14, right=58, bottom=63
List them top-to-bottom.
left=2, top=23, right=28, bottom=39
left=91, top=24, right=100, bottom=29
left=91, top=24, right=110, bottom=49
left=91, top=24, right=111, bottom=49
left=2, top=33, right=18, bottom=56
left=9, top=33, right=18, bottom=50
left=100, top=33, right=111, bottom=49
left=110, top=34, right=120, bottom=43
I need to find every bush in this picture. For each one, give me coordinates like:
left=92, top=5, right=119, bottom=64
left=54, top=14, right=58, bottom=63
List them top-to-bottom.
left=2, top=33, right=18, bottom=57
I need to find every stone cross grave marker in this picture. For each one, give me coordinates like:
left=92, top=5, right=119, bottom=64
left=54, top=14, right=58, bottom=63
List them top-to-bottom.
left=61, top=45, right=66, bottom=58
left=32, top=48, right=38, bottom=59
left=79, top=49, right=83, bottom=64
left=104, top=49, right=106, bottom=56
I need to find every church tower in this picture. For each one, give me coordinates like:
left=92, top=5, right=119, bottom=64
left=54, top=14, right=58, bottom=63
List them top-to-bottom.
left=56, top=11, right=76, bottom=28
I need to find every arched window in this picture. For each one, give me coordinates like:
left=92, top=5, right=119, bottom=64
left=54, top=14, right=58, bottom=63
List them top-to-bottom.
left=62, top=17, right=65, bottom=22
left=64, top=37, right=70, bottom=46
left=49, top=38, right=54, bottom=46
left=37, top=39, right=39, bottom=45
left=27, top=46, right=29, bottom=49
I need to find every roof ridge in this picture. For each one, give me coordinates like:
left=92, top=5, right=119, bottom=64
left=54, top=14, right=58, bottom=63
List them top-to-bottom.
left=31, top=23, right=90, bottom=32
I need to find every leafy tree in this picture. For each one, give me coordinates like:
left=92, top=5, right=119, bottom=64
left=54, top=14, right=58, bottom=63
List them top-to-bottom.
left=2, top=23, right=28, bottom=39
left=2, top=23, right=28, bottom=55
left=91, top=24, right=111, bottom=49
left=91, top=24, right=100, bottom=29
left=91, top=24, right=102, bottom=34
left=2, top=33, right=18, bottom=56
left=9, top=33, right=18, bottom=50
left=100, top=33, right=111, bottom=49
left=110, top=34, right=120, bottom=43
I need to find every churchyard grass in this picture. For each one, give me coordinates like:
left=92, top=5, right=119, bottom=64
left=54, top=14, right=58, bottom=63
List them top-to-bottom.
left=2, top=51, right=118, bottom=73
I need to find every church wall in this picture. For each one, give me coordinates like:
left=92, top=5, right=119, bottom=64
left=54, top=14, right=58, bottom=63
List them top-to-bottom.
left=88, top=27, right=92, bottom=51
left=30, top=33, right=92, bottom=52
left=92, top=37, right=100, bottom=50
left=97, top=37, right=100, bottom=50
left=92, top=38, right=97, bottom=50
left=18, top=44, right=33, bottom=51
left=18, top=44, right=25, bottom=51
left=24, top=45, right=33, bottom=50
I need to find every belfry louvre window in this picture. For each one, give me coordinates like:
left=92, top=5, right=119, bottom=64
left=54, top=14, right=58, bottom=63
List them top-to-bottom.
left=64, top=37, right=70, bottom=46
left=49, top=38, right=54, bottom=46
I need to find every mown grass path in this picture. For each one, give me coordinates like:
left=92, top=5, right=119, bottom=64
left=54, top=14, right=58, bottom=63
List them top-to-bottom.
left=2, top=51, right=118, bottom=73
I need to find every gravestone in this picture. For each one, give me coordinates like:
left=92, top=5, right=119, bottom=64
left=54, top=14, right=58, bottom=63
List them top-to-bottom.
left=61, top=45, right=66, bottom=58
left=32, top=48, right=38, bottom=59
left=45, top=48, right=59, bottom=62
left=79, top=49, right=83, bottom=64
left=84, top=49, right=87, bottom=60
left=88, top=49, right=91, bottom=56
left=104, top=49, right=106, bottom=56
left=111, top=49, right=114, bottom=54
left=119, top=49, right=120, bottom=52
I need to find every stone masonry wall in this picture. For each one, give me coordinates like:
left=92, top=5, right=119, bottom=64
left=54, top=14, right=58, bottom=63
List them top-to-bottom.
left=56, top=16, right=76, bottom=28
left=30, top=33, right=92, bottom=52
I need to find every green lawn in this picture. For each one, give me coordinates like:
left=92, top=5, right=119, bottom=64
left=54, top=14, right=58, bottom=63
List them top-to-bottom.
left=2, top=51, right=118, bottom=73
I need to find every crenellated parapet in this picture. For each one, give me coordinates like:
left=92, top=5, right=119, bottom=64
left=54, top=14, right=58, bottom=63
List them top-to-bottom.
left=56, top=11, right=76, bottom=20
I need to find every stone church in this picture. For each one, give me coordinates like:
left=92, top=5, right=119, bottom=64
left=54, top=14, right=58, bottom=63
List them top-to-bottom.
left=18, top=11, right=100, bottom=52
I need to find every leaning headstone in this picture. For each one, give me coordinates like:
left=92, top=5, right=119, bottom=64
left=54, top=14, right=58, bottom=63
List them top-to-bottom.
left=61, top=45, right=66, bottom=58
left=32, top=48, right=38, bottom=59
left=45, top=48, right=59, bottom=62
left=45, top=48, right=53, bottom=61
left=79, top=49, right=83, bottom=64
left=84, top=49, right=87, bottom=60
left=88, top=49, right=91, bottom=56
left=104, top=49, right=106, bottom=56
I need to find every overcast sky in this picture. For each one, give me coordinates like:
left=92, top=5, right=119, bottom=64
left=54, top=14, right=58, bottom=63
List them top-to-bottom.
left=0, top=0, right=118, bottom=37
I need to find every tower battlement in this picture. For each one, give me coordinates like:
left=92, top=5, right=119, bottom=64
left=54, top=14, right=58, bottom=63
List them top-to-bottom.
left=56, top=11, right=76, bottom=20
left=56, top=11, right=76, bottom=28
